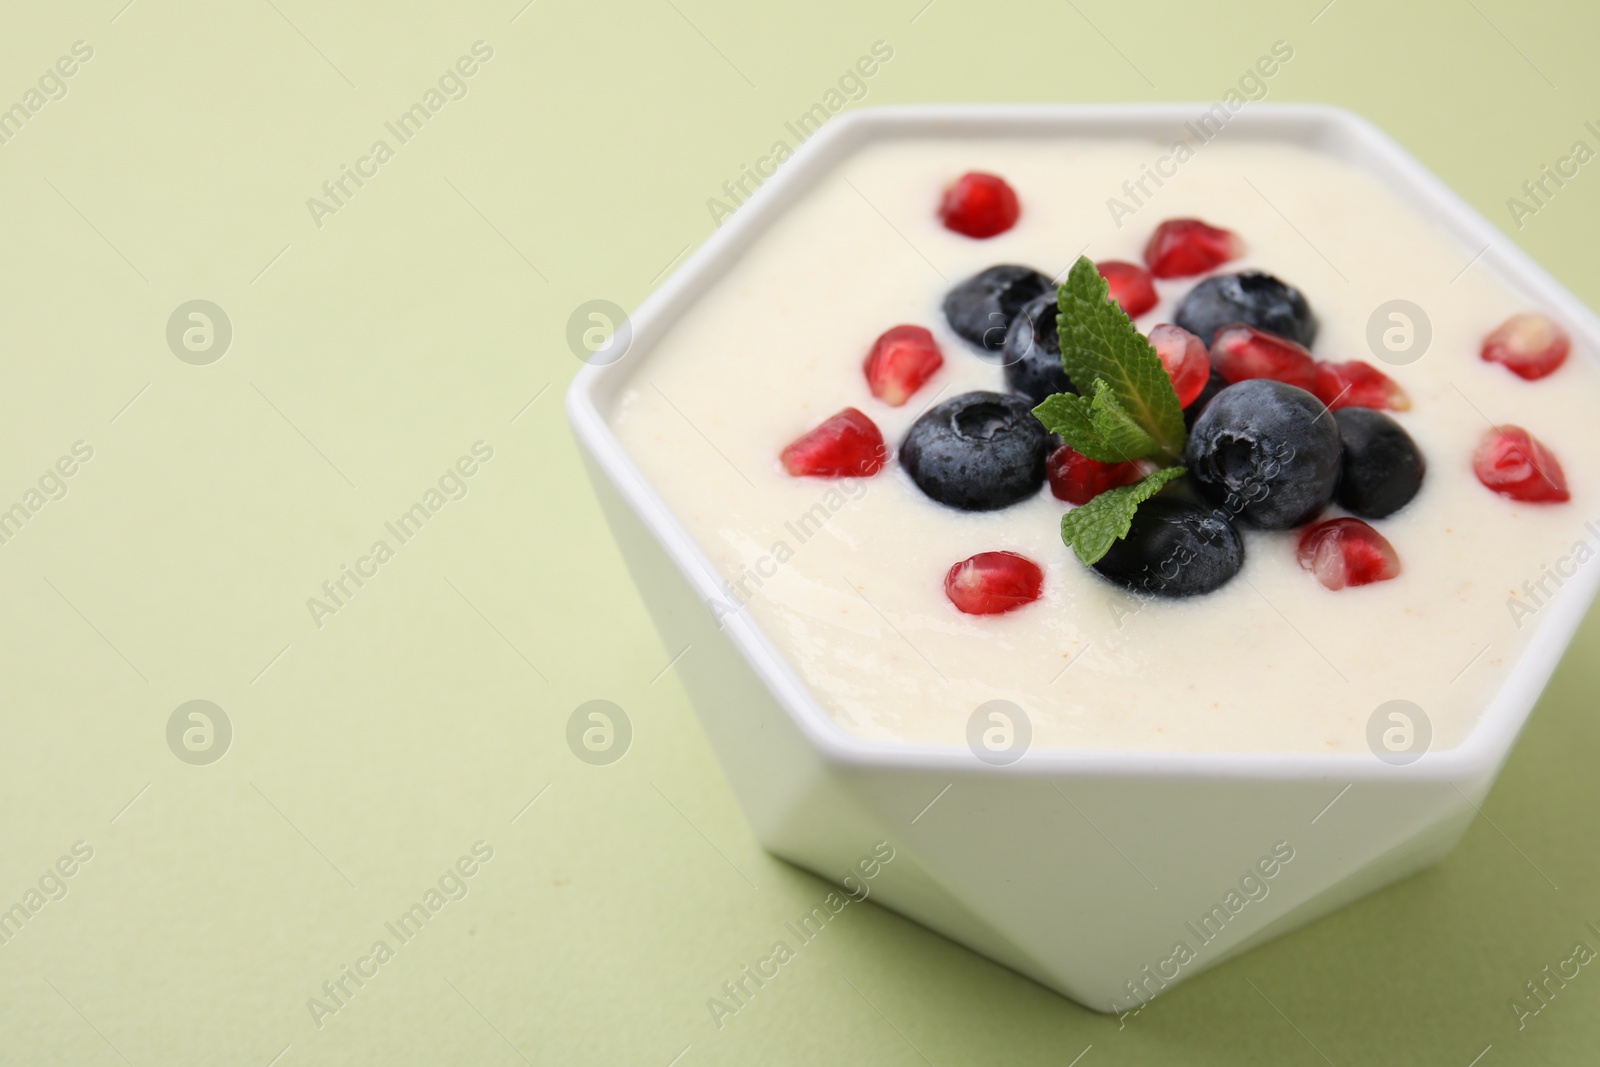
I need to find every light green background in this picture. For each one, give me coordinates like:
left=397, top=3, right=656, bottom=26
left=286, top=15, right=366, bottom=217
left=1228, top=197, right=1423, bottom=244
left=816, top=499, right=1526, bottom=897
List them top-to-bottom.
left=1, top=0, right=1598, bottom=1063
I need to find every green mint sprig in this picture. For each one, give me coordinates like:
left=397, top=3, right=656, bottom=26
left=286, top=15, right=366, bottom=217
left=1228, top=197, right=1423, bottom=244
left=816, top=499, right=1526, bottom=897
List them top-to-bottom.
left=1032, top=256, right=1190, bottom=566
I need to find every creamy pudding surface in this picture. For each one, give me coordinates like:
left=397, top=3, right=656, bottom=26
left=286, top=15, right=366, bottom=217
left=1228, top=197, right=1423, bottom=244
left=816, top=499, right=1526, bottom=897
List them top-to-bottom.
left=608, top=136, right=1600, bottom=754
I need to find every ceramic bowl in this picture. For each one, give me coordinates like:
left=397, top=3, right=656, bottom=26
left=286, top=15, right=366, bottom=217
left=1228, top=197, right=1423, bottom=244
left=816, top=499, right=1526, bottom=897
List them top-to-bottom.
left=566, top=104, right=1600, bottom=1011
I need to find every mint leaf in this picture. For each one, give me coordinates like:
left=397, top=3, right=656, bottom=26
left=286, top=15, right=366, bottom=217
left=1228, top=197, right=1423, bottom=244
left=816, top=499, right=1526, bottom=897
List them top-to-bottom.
left=1056, top=257, right=1186, bottom=462
left=1032, top=379, right=1154, bottom=462
left=1087, top=380, right=1159, bottom=460
left=1032, top=391, right=1098, bottom=451
left=1059, top=466, right=1186, bottom=566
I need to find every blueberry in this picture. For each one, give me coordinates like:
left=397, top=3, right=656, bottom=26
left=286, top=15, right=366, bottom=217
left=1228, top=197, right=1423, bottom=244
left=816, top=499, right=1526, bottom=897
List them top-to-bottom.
left=942, top=265, right=1054, bottom=356
left=1174, top=271, right=1318, bottom=347
left=1001, top=292, right=1077, bottom=405
left=1184, top=368, right=1229, bottom=430
left=1184, top=379, right=1340, bottom=529
left=900, top=391, right=1049, bottom=510
left=1334, top=408, right=1426, bottom=519
left=1092, top=497, right=1245, bottom=597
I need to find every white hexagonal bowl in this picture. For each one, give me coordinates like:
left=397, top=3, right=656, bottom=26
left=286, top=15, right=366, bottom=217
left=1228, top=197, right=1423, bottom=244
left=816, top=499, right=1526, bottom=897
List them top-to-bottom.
left=566, top=104, right=1600, bottom=1012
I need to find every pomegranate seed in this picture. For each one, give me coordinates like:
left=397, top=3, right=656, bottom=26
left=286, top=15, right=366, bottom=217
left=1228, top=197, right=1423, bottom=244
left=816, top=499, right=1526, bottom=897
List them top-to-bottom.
left=938, top=172, right=1020, bottom=239
left=1143, top=218, right=1243, bottom=278
left=1097, top=260, right=1158, bottom=318
left=1481, top=313, right=1571, bottom=380
left=1210, top=323, right=1316, bottom=391
left=863, top=324, right=943, bottom=406
left=1147, top=324, right=1211, bottom=407
left=1312, top=360, right=1410, bottom=412
left=780, top=408, right=887, bottom=478
left=1473, top=426, right=1570, bottom=503
left=1046, top=444, right=1144, bottom=505
left=1297, top=518, right=1401, bottom=591
left=944, top=551, right=1044, bottom=615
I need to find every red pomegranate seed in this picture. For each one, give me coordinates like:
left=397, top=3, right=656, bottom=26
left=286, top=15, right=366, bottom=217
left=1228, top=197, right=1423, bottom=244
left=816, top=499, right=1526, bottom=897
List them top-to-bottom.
left=938, top=172, right=1020, bottom=239
left=1143, top=218, right=1243, bottom=278
left=1097, top=260, right=1158, bottom=318
left=1481, top=313, right=1571, bottom=380
left=1210, top=323, right=1317, bottom=391
left=863, top=324, right=943, bottom=406
left=1147, top=324, right=1211, bottom=407
left=1312, top=360, right=1410, bottom=412
left=780, top=408, right=887, bottom=478
left=1473, top=426, right=1570, bottom=503
left=1046, top=444, right=1144, bottom=505
left=1297, top=518, right=1401, bottom=591
left=944, top=551, right=1044, bottom=615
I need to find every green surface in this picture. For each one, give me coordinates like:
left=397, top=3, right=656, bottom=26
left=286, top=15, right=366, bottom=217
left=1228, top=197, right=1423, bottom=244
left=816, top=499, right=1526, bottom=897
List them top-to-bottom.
left=1, top=0, right=1598, bottom=1063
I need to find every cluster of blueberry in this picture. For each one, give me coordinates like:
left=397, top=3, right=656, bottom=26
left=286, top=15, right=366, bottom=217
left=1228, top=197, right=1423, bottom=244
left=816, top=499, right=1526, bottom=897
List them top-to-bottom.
left=778, top=172, right=1576, bottom=615
left=920, top=244, right=1429, bottom=598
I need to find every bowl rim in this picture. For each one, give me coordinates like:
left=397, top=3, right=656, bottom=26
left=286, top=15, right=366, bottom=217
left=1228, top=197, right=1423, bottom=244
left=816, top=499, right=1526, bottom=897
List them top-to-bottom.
left=567, top=102, right=1600, bottom=783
